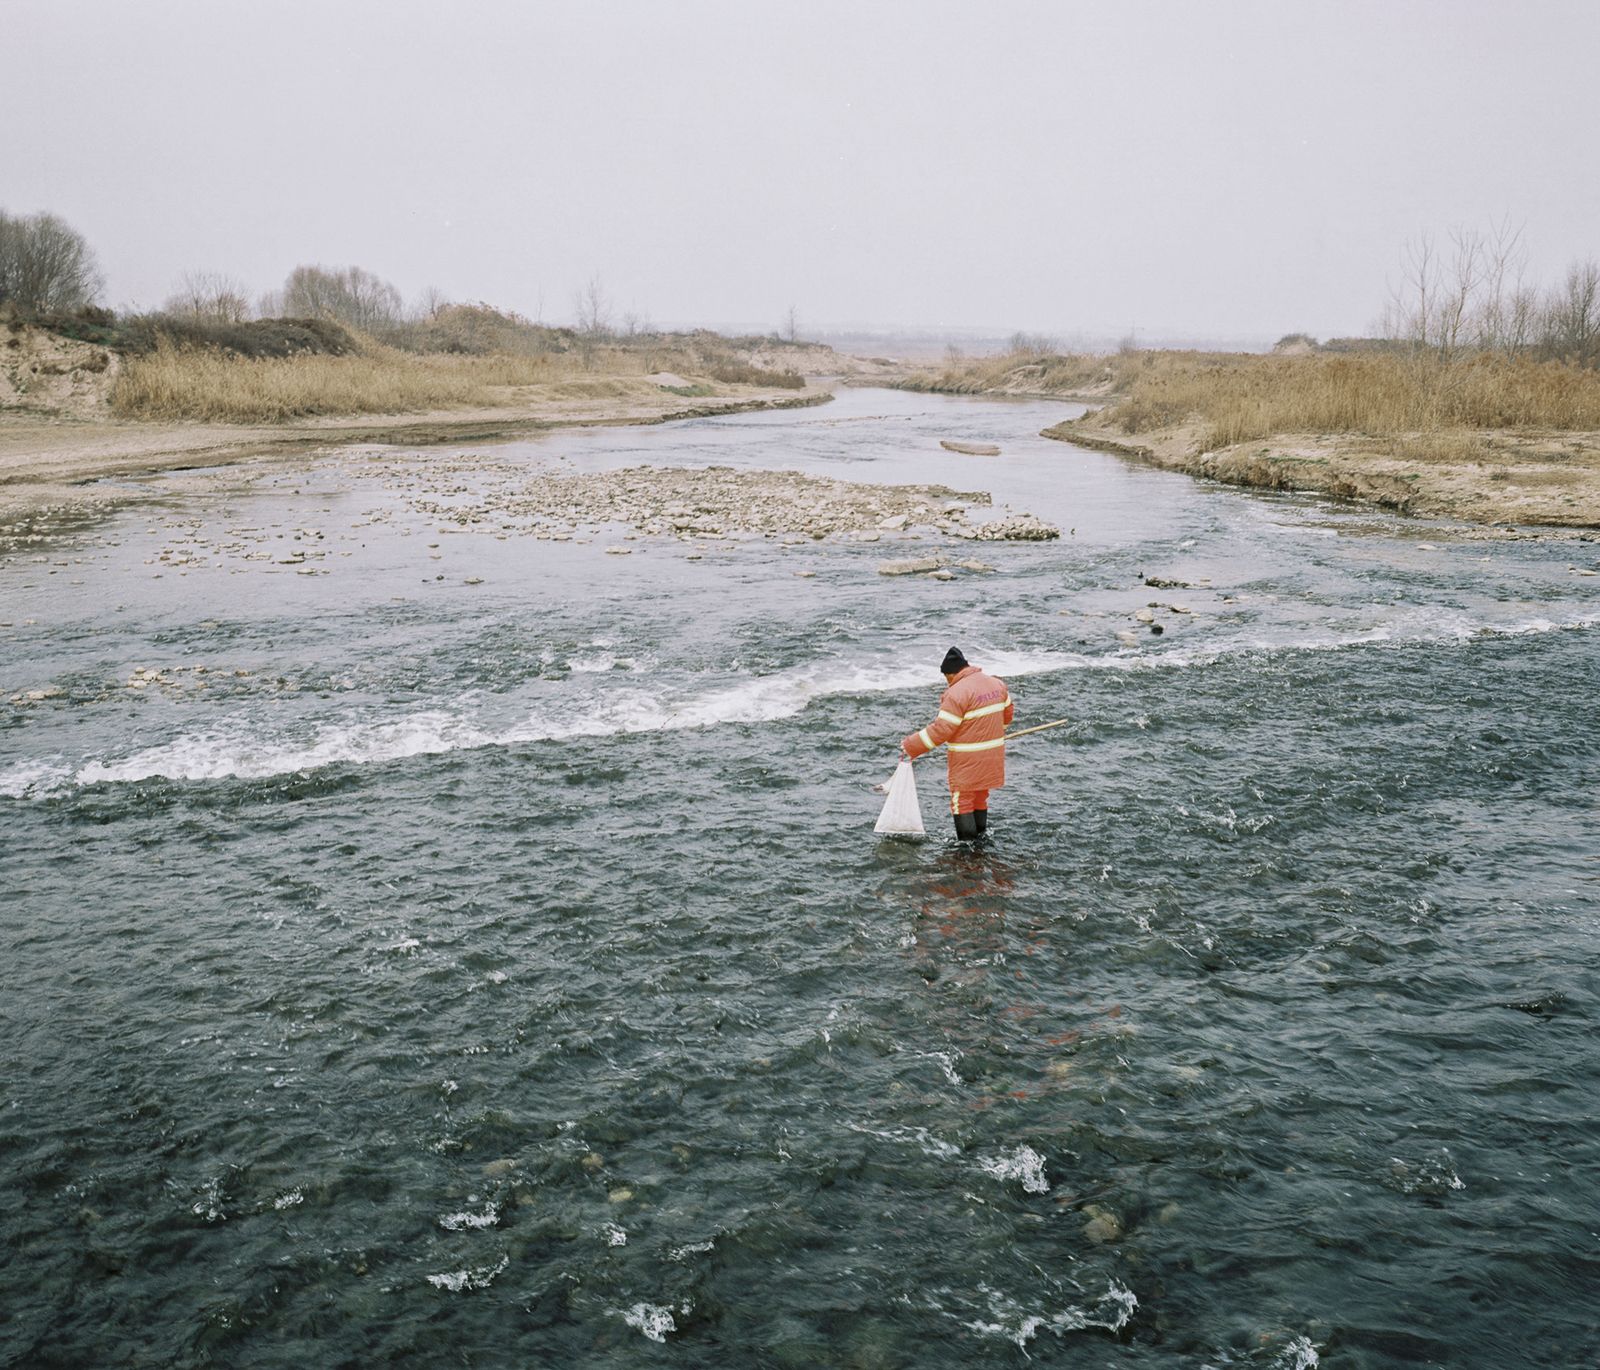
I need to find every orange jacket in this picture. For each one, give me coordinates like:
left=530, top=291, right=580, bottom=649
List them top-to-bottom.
left=902, top=664, right=1014, bottom=791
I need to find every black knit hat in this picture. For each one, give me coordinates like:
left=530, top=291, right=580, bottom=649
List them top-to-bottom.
left=940, top=646, right=967, bottom=674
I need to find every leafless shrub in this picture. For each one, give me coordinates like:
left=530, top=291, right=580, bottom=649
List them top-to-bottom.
left=163, top=270, right=253, bottom=323
left=574, top=273, right=611, bottom=337
left=413, top=285, right=448, bottom=322
left=1007, top=331, right=1057, bottom=356
left=705, top=360, right=805, bottom=389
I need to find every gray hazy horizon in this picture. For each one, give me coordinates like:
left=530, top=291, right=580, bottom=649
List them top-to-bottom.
left=7, top=0, right=1598, bottom=344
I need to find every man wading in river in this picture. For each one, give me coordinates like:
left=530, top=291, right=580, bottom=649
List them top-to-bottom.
left=901, top=647, right=1013, bottom=840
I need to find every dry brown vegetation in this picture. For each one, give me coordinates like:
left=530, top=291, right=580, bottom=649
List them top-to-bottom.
left=108, top=335, right=807, bottom=423
left=111, top=341, right=650, bottom=422
left=114, top=343, right=552, bottom=421
left=910, top=346, right=1600, bottom=448
left=894, top=349, right=1127, bottom=398
left=1041, top=350, right=1600, bottom=527
left=1093, top=351, right=1600, bottom=449
left=704, top=359, right=806, bottom=389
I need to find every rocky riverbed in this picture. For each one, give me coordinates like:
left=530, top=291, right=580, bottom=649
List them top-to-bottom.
left=369, top=455, right=1060, bottom=543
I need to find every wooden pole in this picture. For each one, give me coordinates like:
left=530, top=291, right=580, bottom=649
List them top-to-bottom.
left=1005, top=717, right=1073, bottom=740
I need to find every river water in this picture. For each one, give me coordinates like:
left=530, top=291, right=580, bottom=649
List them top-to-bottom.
left=3, top=388, right=1597, bottom=1367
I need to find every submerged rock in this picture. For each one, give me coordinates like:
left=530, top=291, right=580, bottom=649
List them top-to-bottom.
left=878, top=557, right=943, bottom=576
left=1082, top=1204, right=1123, bottom=1243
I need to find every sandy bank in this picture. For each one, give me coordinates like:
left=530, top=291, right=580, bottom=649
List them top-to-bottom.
left=0, top=382, right=831, bottom=529
left=1047, top=417, right=1600, bottom=533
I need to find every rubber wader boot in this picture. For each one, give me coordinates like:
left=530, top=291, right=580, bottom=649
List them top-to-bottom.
left=974, top=809, right=988, bottom=836
left=954, top=811, right=981, bottom=842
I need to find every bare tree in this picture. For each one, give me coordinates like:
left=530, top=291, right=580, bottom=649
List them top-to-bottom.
left=0, top=209, right=103, bottom=313
left=1468, top=216, right=1526, bottom=354
left=1433, top=226, right=1485, bottom=361
left=1387, top=227, right=1491, bottom=360
left=1385, top=232, right=1437, bottom=352
left=1543, top=258, right=1600, bottom=366
left=281, top=264, right=403, bottom=332
left=164, top=270, right=252, bottom=322
left=574, top=273, right=611, bottom=336
left=1503, top=283, right=1542, bottom=356
left=413, top=284, right=448, bottom=322
left=784, top=304, right=799, bottom=343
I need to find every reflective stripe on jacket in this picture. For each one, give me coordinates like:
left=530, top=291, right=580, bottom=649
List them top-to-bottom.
left=902, top=665, right=1014, bottom=792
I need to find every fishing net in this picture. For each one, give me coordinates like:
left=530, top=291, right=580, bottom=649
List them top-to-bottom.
left=874, top=758, right=926, bottom=837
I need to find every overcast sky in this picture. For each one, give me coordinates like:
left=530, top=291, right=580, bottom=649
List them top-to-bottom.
left=6, top=0, right=1598, bottom=343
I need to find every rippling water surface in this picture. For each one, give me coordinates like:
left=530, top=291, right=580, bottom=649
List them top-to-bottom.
left=3, top=390, right=1598, bottom=1367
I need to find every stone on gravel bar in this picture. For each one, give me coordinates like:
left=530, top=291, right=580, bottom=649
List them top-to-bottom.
left=963, top=513, right=1060, bottom=541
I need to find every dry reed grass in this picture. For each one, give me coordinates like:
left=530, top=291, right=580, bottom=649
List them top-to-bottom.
left=108, top=340, right=742, bottom=422
left=913, top=347, right=1600, bottom=448
left=896, top=350, right=1124, bottom=396
left=1098, top=352, right=1600, bottom=447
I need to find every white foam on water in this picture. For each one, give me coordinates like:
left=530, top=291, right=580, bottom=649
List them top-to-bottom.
left=5, top=613, right=1596, bottom=797
left=0, top=648, right=1076, bottom=795
left=566, top=651, right=651, bottom=674
left=0, top=759, right=71, bottom=800
left=911, top=1049, right=964, bottom=1086
left=846, top=1122, right=962, bottom=1160
left=978, top=1144, right=1050, bottom=1194
left=1385, top=1148, right=1465, bottom=1196
left=272, top=1188, right=303, bottom=1210
left=438, top=1203, right=499, bottom=1231
left=603, top=1222, right=627, bottom=1246
left=426, top=1254, right=508, bottom=1292
left=964, top=1280, right=1138, bottom=1348
left=619, top=1301, right=682, bottom=1342
left=1272, top=1335, right=1321, bottom=1369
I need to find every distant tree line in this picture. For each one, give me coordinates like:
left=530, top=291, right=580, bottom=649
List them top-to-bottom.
left=1, top=207, right=821, bottom=395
